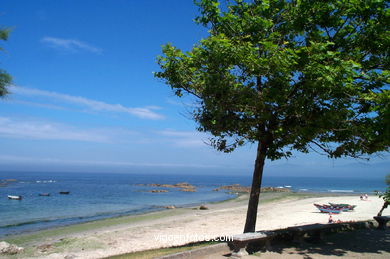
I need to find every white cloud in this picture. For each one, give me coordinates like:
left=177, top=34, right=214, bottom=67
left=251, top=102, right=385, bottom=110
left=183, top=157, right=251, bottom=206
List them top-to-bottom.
left=41, top=36, right=102, bottom=54
left=11, top=86, right=164, bottom=120
left=5, top=99, right=67, bottom=110
left=0, top=116, right=112, bottom=142
left=158, top=129, right=207, bottom=147
left=158, top=130, right=196, bottom=137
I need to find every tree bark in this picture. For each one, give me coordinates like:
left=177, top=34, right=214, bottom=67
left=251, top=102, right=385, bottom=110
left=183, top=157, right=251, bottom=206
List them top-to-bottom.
left=243, top=141, right=268, bottom=233
left=377, top=201, right=389, bottom=216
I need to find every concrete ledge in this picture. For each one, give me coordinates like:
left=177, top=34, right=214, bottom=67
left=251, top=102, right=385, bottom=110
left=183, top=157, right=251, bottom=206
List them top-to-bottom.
left=229, top=231, right=276, bottom=258
left=156, top=243, right=230, bottom=259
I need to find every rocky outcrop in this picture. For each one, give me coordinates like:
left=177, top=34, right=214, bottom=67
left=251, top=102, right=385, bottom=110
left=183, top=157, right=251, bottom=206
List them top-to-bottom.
left=0, top=179, right=18, bottom=187
left=4, top=179, right=17, bottom=182
left=148, top=182, right=196, bottom=192
left=148, top=182, right=194, bottom=188
left=213, top=184, right=290, bottom=193
left=213, top=184, right=250, bottom=193
left=261, top=186, right=290, bottom=192
left=179, top=188, right=196, bottom=192
left=148, top=189, right=169, bottom=193
left=199, top=205, right=209, bottom=210
left=0, top=241, right=24, bottom=255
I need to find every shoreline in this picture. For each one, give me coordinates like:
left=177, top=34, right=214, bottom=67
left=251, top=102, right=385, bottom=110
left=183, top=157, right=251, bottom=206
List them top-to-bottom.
left=0, top=190, right=239, bottom=240
left=1, top=190, right=360, bottom=241
left=2, top=191, right=384, bottom=259
left=2, top=191, right=330, bottom=242
left=1, top=192, right=363, bottom=244
left=2, top=192, right=312, bottom=244
left=1, top=194, right=240, bottom=242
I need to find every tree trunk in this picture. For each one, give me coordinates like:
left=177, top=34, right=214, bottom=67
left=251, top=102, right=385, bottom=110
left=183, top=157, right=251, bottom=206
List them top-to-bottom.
left=243, top=141, right=268, bottom=233
left=377, top=201, right=389, bottom=216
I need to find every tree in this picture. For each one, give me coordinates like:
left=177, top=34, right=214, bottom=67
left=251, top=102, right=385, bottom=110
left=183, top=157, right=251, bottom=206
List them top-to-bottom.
left=156, top=0, right=389, bottom=233
left=0, top=27, right=12, bottom=97
left=377, top=174, right=390, bottom=216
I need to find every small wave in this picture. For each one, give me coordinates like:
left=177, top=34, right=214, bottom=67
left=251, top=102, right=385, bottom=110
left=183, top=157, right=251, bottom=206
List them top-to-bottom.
left=36, top=180, right=56, bottom=183
left=284, top=185, right=292, bottom=188
left=299, top=189, right=308, bottom=191
left=328, top=190, right=354, bottom=193
left=0, top=207, right=158, bottom=232
left=0, top=219, right=52, bottom=228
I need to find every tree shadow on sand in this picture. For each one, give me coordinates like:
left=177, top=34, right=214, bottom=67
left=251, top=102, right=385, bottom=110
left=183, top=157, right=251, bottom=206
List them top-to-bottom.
left=261, top=229, right=390, bottom=259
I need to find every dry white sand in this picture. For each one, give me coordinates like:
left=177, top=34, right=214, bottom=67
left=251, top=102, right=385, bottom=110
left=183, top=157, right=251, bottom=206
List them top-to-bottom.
left=7, top=194, right=387, bottom=259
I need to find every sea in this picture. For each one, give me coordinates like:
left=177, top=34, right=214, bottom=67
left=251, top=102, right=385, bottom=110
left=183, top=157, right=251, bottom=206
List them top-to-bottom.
left=0, top=171, right=387, bottom=238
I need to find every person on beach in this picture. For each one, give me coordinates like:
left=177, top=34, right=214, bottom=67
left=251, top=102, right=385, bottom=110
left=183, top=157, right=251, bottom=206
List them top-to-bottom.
left=364, top=194, right=368, bottom=200
left=360, top=195, right=364, bottom=200
left=328, top=215, right=334, bottom=223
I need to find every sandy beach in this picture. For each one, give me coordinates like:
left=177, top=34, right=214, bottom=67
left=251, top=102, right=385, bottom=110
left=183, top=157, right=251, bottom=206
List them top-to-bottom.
left=2, top=193, right=386, bottom=259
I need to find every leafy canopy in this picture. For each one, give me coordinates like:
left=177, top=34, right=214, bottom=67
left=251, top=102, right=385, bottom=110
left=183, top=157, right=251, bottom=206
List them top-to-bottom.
left=156, top=0, right=389, bottom=160
left=0, top=27, right=12, bottom=97
left=378, top=174, right=390, bottom=205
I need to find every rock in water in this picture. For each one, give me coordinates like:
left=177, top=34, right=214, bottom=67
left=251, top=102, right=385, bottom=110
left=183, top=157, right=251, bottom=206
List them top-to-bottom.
left=148, top=182, right=197, bottom=192
left=179, top=188, right=196, bottom=192
left=148, top=189, right=169, bottom=193
left=199, top=205, right=209, bottom=210
left=0, top=241, right=24, bottom=255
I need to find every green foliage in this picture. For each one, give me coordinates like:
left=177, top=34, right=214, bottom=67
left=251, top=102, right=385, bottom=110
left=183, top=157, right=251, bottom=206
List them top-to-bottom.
left=156, top=0, right=389, bottom=160
left=0, top=27, right=12, bottom=97
left=377, top=173, right=389, bottom=216
left=380, top=173, right=390, bottom=203
left=385, top=173, right=390, bottom=186
left=382, top=189, right=390, bottom=204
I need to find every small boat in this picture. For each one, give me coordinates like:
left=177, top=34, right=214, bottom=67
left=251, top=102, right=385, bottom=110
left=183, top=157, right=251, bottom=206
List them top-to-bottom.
left=59, top=191, right=70, bottom=195
left=39, top=193, right=50, bottom=196
left=8, top=195, right=22, bottom=200
left=314, top=203, right=334, bottom=209
left=329, top=203, right=356, bottom=211
left=314, top=204, right=343, bottom=214
left=318, top=207, right=342, bottom=214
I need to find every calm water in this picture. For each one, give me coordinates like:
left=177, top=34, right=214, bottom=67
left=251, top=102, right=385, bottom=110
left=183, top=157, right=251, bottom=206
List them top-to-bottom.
left=0, top=171, right=386, bottom=237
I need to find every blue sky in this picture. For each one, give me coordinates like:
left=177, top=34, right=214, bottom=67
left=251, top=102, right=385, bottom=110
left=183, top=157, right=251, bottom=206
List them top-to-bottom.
left=0, top=0, right=388, bottom=178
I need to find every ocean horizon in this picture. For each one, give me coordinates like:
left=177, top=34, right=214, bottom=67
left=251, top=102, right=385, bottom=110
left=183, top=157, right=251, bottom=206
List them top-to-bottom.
left=0, top=171, right=387, bottom=238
